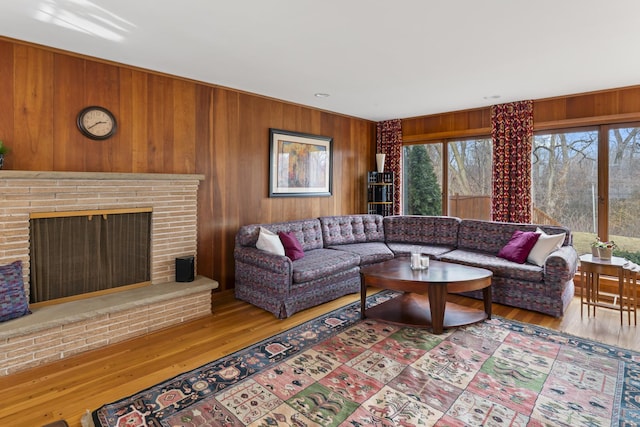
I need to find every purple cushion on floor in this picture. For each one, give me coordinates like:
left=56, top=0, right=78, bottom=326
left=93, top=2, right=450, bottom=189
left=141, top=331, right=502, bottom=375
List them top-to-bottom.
left=278, top=231, right=305, bottom=261
left=497, top=231, right=540, bottom=264
left=0, top=260, right=31, bottom=322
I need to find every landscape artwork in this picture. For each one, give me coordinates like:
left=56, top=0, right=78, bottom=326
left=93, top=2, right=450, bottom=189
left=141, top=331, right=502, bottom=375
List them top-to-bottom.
left=269, top=129, right=332, bottom=197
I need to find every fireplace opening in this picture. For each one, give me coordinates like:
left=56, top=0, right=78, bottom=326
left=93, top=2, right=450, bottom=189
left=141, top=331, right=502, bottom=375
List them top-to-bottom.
left=29, top=208, right=152, bottom=305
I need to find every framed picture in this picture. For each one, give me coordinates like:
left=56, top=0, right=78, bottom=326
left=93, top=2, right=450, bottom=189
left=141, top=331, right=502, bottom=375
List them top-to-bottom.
left=269, top=128, right=333, bottom=197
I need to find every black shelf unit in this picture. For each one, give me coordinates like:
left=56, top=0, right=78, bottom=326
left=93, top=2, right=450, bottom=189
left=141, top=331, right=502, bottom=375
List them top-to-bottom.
left=367, top=171, right=394, bottom=216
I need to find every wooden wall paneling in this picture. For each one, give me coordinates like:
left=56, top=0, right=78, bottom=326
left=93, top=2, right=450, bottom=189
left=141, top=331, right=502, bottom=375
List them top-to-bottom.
left=0, top=37, right=374, bottom=291
left=0, top=41, right=14, bottom=166
left=13, top=45, right=54, bottom=171
left=53, top=54, right=85, bottom=171
left=83, top=60, right=121, bottom=172
left=115, top=68, right=135, bottom=173
left=129, top=70, right=149, bottom=173
left=145, top=74, right=172, bottom=173
left=159, top=76, right=176, bottom=173
left=171, top=79, right=197, bottom=174
left=195, top=85, right=216, bottom=284
left=533, top=86, right=640, bottom=129
left=199, top=87, right=242, bottom=289
left=620, top=87, right=640, bottom=114
left=212, top=88, right=242, bottom=291
left=594, top=91, right=620, bottom=117
left=237, top=93, right=272, bottom=223
left=566, top=93, right=596, bottom=121
left=533, top=98, right=567, bottom=124
left=281, top=103, right=302, bottom=135
left=280, top=104, right=309, bottom=220
left=278, top=105, right=306, bottom=221
left=298, top=105, right=323, bottom=137
left=401, top=107, right=491, bottom=143
left=467, top=108, right=491, bottom=131
left=306, top=109, right=328, bottom=219
left=321, top=113, right=341, bottom=216
left=339, top=116, right=356, bottom=215
left=400, top=117, right=419, bottom=137
left=351, top=118, right=374, bottom=213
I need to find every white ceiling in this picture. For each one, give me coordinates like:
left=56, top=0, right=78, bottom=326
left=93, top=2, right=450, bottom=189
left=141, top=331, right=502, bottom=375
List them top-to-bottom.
left=1, top=0, right=640, bottom=121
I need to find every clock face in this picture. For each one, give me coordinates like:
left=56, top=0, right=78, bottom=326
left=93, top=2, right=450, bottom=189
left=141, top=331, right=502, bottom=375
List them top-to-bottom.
left=77, top=106, right=117, bottom=140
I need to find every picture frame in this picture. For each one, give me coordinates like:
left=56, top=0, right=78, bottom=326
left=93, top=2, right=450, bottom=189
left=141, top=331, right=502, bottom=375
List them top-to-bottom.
left=269, top=128, right=333, bottom=197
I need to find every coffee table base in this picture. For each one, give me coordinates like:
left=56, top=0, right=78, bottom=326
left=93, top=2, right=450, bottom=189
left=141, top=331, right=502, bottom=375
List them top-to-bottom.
left=365, top=292, right=488, bottom=333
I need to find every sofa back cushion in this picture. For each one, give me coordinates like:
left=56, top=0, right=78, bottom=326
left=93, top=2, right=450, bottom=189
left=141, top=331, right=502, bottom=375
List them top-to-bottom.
left=319, top=215, right=385, bottom=246
left=383, top=215, right=461, bottom=246
left=236, top=219, right=324, bottom=251
left=458, top=219, right=571, bottom=254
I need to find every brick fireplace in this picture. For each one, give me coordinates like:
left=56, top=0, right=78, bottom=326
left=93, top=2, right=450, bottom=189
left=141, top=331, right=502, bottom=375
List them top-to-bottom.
left=0, top=170, right=204, bottom=292
left=0, top=171, right=217, bottom=376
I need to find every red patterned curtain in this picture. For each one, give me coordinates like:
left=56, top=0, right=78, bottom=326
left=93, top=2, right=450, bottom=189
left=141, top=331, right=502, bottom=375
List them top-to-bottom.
left=491, top=101, right=534, bottom=223
left=376, top=119, right=403, bottom=215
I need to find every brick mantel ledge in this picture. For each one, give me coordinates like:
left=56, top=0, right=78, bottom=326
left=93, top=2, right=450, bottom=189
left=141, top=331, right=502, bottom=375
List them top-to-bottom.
left=0, top=170, right=205, bottom=181
left=0, top=276, right=218, bottom=376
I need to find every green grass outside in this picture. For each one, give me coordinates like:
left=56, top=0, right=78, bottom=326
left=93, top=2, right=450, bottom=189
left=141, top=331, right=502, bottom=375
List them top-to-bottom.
left=572, top=231, right=640, bottom=262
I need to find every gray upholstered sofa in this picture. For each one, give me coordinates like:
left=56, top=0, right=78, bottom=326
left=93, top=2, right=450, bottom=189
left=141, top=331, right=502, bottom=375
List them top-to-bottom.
left=234, top=214, right=578, bottom=319
left=382, top=216, right=577, bottom=317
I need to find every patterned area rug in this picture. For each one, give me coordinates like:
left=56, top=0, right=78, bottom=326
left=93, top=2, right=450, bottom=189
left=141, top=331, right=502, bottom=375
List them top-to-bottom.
left=92, top=291, right=639, bottom=426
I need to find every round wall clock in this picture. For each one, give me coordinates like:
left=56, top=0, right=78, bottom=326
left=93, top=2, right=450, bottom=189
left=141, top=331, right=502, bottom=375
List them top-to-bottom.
left=77, top=106, right=117, bottom=140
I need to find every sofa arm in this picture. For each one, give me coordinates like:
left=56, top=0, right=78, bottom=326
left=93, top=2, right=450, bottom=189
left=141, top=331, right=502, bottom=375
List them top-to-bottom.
left=544, top=245, right=579, bottom=285
left=234, top=246, right=292, bottom=275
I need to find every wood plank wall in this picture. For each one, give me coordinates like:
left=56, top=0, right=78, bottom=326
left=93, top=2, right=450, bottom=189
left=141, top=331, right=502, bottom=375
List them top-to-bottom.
left=3, top=36, right=639, bottom=292
left=0, top=38, right=377, bottom=290
left=402, top=85, right=640, bottom=142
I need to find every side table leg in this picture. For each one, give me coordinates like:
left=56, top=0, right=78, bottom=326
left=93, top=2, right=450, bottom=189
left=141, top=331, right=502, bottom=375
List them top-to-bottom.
left=580, top=270, right=585, bottom=318
left=592, top=273, right=598, bottom=317
left=360, top=274, right=366, bottom=320
left=619, top=274, right=624, bottom=326
left=428, top=284, right=447, bottom=334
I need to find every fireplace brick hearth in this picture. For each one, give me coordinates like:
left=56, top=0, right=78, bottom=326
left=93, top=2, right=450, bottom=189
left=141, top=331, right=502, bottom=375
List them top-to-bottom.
left=0, top=171, right=218, bottom=376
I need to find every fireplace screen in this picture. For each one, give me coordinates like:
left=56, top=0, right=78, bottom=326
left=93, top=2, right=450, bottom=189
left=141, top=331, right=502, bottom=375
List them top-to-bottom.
left=29, top=210, right=151, bottom=304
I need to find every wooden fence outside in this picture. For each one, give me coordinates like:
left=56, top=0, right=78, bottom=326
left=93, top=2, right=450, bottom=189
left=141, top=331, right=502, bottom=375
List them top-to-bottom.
left=448, top=194, right=560, bottom=225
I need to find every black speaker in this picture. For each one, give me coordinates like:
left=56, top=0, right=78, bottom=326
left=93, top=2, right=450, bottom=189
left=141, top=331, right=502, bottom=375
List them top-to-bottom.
left=175, top=256, right=195, bottom=282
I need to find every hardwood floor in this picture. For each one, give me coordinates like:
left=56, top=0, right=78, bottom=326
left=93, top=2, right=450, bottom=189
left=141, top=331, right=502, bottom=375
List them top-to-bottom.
left=0, top=289, right=638, bottom=427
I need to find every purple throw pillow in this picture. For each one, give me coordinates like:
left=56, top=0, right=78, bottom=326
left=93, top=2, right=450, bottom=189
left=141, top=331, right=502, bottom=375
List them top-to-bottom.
left=497, top=230, right=541, bottom=264
left=278, top=231, right=305, bottom=261
left=0, top=260, right=31, bottom=322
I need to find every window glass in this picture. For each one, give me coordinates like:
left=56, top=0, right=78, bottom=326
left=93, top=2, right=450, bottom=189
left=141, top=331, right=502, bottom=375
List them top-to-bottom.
left=608, top=125, right=640, bottom=262
left=532, top=129, right=598, bottom=255
left=447, top=138, right=492, bottom=220
left=403, top=144, right=442, bottom=215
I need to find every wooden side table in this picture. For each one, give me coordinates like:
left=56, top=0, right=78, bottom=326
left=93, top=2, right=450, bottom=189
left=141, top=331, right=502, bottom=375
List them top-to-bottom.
left=579, top=254, right=637, bottom=325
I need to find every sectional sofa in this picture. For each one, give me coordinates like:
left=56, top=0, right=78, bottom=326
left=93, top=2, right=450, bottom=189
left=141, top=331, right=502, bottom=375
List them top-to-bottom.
left=234, top=215, right=578, bottom=319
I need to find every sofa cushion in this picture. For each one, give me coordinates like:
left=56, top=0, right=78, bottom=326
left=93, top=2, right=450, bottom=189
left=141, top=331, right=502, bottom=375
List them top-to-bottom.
left=320, top=215, right=385, bottom=246
left=383, top=215, right=461, bottom=247
left=236, top=219, right=324, bottom=251
left=457, top=219, right=571, bottom=254
left=256, top=227, right=285, bottom=256
left=527, top=228, right=566, bottom=266
left=497, top=230, right=540, bottom=264
left=279, top=231, right=305, bottom=261
left=327, top=242, right=394, bottom=265
left=385, top=242, right=456, bottom=258
left=291, top=248, right=360, bottom=283
left=439, top=249, right=544, bottom=282
left=0, top=260, right=30, bottom=323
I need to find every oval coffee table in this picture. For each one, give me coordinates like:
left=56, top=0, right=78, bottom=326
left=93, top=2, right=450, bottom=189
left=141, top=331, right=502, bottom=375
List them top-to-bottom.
left=360, top=258, right=493, bottom=334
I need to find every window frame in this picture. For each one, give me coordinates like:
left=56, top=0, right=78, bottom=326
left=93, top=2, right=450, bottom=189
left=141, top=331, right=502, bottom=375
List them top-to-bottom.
left=533, top=121, right=640, bottom=242
left=403, top=134, right=492, bottom=217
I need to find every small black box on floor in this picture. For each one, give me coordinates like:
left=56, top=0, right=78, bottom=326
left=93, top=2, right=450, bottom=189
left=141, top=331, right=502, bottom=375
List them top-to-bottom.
left=175, top=256, right=195, bottom=282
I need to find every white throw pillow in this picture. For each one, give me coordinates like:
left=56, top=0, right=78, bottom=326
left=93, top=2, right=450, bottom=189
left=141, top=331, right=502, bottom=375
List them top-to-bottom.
left=256, top=227, right=285, bottom=256
left=527, top=227, right=566, bottom=266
